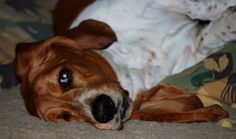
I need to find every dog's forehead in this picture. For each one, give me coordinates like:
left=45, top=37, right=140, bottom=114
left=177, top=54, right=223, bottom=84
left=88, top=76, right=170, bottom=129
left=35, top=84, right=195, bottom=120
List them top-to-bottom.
left=28, top=42, right=85, bottom=70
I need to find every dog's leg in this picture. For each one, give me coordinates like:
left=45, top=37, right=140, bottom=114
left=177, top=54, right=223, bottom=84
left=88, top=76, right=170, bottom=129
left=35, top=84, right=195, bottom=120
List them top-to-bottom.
left=155, top=0, right=236, bottom=20
left=196, top=7, right=236, bottom=55
left=131, top=84, right=228, bottom=122
left=132, top=84, right=204, bottom=112
left=131, top=105, right=228, bottom=122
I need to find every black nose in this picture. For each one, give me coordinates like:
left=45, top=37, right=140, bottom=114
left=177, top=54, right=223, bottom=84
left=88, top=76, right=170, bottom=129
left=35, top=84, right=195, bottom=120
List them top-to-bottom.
left=92, top=95, right=117, bottom=123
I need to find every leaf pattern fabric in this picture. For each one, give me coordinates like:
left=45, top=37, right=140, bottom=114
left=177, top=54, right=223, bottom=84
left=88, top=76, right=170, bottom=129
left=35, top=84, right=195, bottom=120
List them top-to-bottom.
left=161, top=42, right=236, bottom=104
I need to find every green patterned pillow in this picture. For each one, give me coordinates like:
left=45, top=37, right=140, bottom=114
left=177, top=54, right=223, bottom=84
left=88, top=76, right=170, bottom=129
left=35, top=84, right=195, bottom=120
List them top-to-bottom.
left=161, top=42, right=236, bottom=105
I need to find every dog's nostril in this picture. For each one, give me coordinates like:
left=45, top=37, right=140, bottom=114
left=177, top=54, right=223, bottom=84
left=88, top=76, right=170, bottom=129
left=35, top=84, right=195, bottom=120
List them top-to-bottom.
left=92, top=94, right=117, bottom=123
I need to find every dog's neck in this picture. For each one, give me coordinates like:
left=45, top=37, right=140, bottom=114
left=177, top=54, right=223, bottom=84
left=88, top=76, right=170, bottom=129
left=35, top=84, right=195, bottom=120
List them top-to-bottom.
left=70, top=0, right=211, bottom=100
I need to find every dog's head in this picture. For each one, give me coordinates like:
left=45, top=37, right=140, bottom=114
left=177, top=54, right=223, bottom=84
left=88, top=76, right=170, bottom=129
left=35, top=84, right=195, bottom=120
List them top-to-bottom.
left=15, top=19, right=132, bottom=130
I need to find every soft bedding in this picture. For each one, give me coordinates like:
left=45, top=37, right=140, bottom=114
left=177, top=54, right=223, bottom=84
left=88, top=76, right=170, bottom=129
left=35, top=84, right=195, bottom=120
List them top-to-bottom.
left=0, top=0, right=236, bottom=138
left=0, top=0, right=56, bottom=88
left=0, top=0, right=56, bottom=64
left=162, top=42, right=236, bottom=106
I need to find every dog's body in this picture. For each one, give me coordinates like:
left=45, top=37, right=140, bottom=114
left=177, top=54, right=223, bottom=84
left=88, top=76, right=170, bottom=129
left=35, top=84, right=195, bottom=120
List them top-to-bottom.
left=15, top=0, right=236, bottom=130
left=62, top=0, right=236, bottom=100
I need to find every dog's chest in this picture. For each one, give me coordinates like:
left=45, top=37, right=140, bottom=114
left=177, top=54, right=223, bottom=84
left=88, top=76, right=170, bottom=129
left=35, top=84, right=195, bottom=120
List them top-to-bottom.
left=70, top=0, right=202, bottom=100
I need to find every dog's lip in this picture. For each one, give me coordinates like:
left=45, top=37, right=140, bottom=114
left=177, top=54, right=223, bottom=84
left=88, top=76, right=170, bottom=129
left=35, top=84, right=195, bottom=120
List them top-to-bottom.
left=120, top=96, right=132, bottom=121
left=120, top=102, right=128, bottom=119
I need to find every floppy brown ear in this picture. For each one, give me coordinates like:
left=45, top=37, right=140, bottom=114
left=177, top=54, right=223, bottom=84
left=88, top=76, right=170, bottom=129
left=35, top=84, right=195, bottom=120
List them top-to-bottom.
left=64, top=19, right=117, bottom=50
left=15, top=42, right=38, bottom=82
left=15, top=42, right=39, bottom=116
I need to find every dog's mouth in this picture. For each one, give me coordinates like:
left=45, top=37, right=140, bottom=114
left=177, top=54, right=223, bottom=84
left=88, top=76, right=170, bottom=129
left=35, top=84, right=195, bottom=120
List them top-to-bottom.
left=120, top=96, right=132, bottom=121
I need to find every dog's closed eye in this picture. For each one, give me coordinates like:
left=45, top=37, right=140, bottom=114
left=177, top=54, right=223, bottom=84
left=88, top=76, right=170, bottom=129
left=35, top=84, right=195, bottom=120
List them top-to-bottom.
left=58, top=67, right=73, bottom=90
left=57, top=112, right=72, bottom=121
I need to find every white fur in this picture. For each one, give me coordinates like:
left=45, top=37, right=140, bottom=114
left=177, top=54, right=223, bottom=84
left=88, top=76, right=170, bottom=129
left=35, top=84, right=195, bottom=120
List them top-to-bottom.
left=70, top=0, right=236, bottom=100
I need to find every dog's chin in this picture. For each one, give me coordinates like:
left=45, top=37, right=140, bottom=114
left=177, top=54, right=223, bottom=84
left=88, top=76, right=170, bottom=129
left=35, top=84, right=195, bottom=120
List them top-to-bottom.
left=94, top=109, right=132, bottom=130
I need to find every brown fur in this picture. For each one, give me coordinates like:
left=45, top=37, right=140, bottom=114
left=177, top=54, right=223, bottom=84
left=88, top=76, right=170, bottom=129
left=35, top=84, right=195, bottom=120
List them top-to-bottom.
left=53, top=0, right=95, bottom=34
left=132, top=84, right=228, bottom=122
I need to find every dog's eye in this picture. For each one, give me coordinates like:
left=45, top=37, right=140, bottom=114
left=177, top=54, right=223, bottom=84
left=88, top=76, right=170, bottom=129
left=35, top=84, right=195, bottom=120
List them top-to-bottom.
left=58, top=67, right=73, bottom=89
left=57, top=112, right=71, bottom=121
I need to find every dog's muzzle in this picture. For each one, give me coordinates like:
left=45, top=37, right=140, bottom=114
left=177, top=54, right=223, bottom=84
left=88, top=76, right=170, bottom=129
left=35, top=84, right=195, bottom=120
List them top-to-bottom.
left=91, top=94, right=131, bottom=124
left=92, top=94, right=117, bottom=123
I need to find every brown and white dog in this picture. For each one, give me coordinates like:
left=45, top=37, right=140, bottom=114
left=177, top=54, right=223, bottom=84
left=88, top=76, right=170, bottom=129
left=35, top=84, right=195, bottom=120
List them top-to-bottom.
left=15, top=0, right=236, bottom=130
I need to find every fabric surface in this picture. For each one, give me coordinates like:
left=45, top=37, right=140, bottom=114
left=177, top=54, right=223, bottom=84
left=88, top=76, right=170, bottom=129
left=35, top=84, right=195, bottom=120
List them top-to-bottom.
left=0, top=0, right=57, bottom=64
left=161, top=42, right=236, bottom=105
left=162, top=42, right=236, bottom=90
left=0, top=88, right=236, bottom=139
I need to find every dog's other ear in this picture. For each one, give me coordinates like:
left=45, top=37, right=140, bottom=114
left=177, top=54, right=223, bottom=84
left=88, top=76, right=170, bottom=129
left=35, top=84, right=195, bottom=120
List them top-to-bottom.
left=64, top=19, right=117, bottom=50
left=15, top=39, right=56, bottom=82
left=15, top=42, right=37, bottom=82
left=15, top=42, right=39, bottom=116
